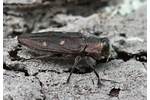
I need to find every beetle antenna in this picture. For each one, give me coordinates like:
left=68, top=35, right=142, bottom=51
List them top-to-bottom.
left=103, top=55, right=110, bottom=75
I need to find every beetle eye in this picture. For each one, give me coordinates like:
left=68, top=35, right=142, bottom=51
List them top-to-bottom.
left=102, top=40, right=110, bottom=53
left=102, top=40, right=109, bottom=49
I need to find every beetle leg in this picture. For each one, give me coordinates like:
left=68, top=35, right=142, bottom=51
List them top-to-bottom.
left=21, top=53, right=53, bottom=62
left=103, top=55, right=110, bottom=75
left=67, top=56, right=81, bottom=83
left=85, top=57, right=101, bottom=88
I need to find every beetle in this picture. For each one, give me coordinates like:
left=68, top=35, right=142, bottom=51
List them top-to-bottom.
left=18, top=31, right=110, bottom=87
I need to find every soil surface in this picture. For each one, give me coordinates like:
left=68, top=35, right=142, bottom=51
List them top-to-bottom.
left=3, top=0, right=147, bottom=100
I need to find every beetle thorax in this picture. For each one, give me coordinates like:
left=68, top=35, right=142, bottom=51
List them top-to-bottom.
left=85, top=37, right=102, bottom=59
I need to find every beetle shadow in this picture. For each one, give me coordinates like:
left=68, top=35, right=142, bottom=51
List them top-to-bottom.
left=21, top=49, right=112, bottom=75
left=23, top=51, right=94, bottom=74
left=43, top=57, right=94, bottom=74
